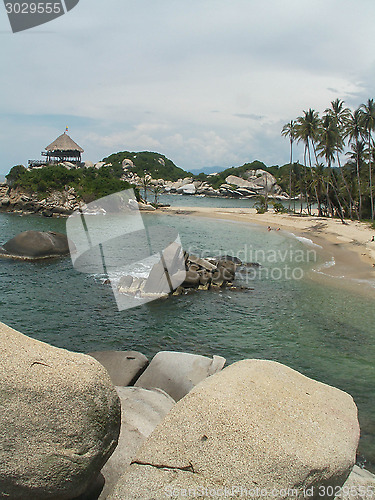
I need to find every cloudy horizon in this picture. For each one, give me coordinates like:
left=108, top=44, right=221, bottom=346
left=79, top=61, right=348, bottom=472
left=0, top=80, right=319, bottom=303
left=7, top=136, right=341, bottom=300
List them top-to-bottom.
left=1, top=0, right=375, bottom=176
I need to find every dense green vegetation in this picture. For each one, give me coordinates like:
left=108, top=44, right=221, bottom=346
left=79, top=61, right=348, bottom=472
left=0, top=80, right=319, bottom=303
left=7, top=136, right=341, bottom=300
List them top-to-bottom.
left=6, top=98, right=375, bottom=223
left=281, top=98, right=375, bottom=220
left=102, top=151, right=190, bottom=182
left=6, top=164, right=134, bottom=202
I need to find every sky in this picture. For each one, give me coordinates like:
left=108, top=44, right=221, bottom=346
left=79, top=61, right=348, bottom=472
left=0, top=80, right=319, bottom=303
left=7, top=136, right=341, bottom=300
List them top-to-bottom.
left=1, top=0, right=375, bottom=176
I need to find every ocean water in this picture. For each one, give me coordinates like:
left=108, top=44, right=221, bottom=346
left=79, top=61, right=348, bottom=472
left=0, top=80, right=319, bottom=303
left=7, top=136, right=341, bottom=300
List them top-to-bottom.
left=0, top=209, right=374, bottom=470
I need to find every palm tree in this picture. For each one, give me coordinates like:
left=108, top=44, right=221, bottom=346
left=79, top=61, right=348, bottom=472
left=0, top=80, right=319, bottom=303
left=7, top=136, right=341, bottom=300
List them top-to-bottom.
left=325, top=98, right=351, bottom=129
left=359, top=98, right=375, bottom=219
left=325, top=99, right=355, bottom=218
left=344, top=108, right=365, bottom=219
left=296, top=109, right=320, bottom=214
left=316, top=113, right=346, bottom=221
left=281, top=120, right=297, bottom=212
left=346, top=140, right=367, bottom=216
left=309, top=162, right=325, bottom=216
left=140, top=173, right=152, bottom=203
left=151, top=184, right=163, bottom=205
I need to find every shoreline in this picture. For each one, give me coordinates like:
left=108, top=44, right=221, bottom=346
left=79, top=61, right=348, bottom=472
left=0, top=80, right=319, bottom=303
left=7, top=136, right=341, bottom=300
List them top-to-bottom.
left=158, top=206, right=375, bottom=293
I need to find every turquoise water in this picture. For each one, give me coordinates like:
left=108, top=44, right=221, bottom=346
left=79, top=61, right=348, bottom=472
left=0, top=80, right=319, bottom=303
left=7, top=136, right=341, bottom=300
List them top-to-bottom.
left=0, top=210, right=374, bottom=470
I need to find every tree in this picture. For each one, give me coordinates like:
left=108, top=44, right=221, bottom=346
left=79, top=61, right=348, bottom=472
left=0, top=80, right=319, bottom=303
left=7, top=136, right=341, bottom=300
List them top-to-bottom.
left=360, top=98, right=375, bottom=220
left=325, top=99, right=355, bottom=218
left=344, top=108, right=365, bottom=219
left=296, top=109, right=320, bottom=214
left=316, top=113, right=346, bottom=221
left=281, top=120, right=297, bottom=212
left=346, top=140, right=367, bottom=215
left=6, top=164, right=27, bottom=186
left=140, top=173, right=152, bottom=203
left=151, top=184, right=163, bottom=205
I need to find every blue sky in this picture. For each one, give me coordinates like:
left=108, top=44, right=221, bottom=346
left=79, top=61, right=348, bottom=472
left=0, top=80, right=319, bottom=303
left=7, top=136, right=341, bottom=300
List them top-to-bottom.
left=1, top=0, right=375, bottom=175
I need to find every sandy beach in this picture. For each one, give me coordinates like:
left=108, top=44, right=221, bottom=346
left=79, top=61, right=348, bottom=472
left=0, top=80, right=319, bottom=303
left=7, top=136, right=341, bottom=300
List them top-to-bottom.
left=159, top=206, right=375, bottom=290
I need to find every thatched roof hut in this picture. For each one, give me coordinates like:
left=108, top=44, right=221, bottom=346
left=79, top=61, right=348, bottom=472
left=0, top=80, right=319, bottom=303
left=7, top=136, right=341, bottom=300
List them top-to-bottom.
left=42, top=132, right=84, bottom=166
left=45, top=132, right=84, bottom=153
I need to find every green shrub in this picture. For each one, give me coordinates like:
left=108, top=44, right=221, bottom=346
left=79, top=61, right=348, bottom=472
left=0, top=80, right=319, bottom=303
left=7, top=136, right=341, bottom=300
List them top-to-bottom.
left=272, top=202, right=288, bottom=213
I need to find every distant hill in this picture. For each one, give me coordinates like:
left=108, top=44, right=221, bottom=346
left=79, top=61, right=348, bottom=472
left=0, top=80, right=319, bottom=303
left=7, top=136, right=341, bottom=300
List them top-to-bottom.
left=102, top=151, right=191, bottom=182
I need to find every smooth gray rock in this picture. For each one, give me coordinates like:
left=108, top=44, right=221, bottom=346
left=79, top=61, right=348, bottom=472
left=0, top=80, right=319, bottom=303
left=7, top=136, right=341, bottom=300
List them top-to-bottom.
left=0, top=230, right=70, bottom=259
left=0, top=322, right=121, bottom=500
left=88, top=351, right=148, bottom=386
left=134, top=351, right=226, bottom=401
left=111, top=359, right=359, bottom=500
left=99, top=387, right=175, bottom=499
left=336, top=466, right=375, bottom=500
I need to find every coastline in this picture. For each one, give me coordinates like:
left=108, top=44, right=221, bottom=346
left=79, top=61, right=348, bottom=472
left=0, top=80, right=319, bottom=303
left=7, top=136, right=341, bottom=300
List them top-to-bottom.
left=158, top=206, right=375, bottom=292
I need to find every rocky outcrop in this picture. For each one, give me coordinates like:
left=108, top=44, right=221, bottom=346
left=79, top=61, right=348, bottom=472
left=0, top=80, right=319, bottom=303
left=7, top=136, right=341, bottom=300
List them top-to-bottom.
left=120, top=167, right=287, bottom=199
left=0, top=184, right=83, bottom=216
left=0, top=230, right=70, bottom=260
left=117, top=249, right=251, bottom=300
left=0, top=322, right=121, bottom=500
left=88, top=350, right=148, bottom=386
left=134, top=351, right=226, bottom=401
left=108, top=359, right=360, bottom=500
left=99, top=387, right=175, bottom=499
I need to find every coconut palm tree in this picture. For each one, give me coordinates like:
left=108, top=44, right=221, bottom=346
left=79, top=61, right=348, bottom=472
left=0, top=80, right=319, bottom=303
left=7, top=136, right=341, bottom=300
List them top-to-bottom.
left=360, top=98, right=375, bottom=219
left=325, top=99, right=355, bottom=218
left=344, top=108, right=365, bottom=219
left=295, top=109, right=320, bottom=214
left=316, top=113, right=346, bottom=221
left=281, top=120, right=297, bottom=212
left=346, top=140, right=367, bottom=211
left=309, top=162, right=325, bottom=216
left=140, top=173, right=152, bottom=203
left=151, top=184, right=163, bottom=205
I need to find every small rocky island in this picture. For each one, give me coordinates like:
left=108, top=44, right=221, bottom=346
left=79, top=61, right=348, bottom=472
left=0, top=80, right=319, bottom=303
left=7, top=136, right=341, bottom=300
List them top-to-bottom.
left=117, top=248, right=254, bottom=299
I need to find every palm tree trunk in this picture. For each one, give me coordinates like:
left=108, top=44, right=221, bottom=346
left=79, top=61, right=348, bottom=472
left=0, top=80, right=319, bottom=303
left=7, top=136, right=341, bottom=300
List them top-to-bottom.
left=368, top=138, right=374, bottom=220
left=288, top=139, right=293, bottom=213
left=336, top=152, right=357, bottom=219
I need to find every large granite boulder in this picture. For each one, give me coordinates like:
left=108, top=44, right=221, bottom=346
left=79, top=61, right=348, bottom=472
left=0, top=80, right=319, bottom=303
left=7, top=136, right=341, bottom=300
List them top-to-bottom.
left=0, top=230, right=70, bottom=259
left=0, top=322, right=121, bottom=500
left=88, top=350, right=148, bottom=386
left=134, top=351, right=226, bottom=401
left=110, top=359, right=359, bottom=499
left=99, top=387, right=175, bottom=498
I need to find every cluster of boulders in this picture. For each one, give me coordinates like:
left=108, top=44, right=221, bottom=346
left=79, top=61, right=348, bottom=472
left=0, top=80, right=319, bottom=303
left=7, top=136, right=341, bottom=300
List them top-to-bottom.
left=120, top=168, right=288, bottom=199
left=0, top=183, right=84, bottom=216
left=117, top=247, right=250, bottom=300
left=2, top=321, right=373, bottom=499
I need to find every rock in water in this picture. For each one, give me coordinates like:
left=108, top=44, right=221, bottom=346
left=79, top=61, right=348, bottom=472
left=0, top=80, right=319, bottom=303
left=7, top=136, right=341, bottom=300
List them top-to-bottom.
left=0, top=230, right=70, bottom=259
left=0, top=322, right=121, bottom=500
left=109, top=359, right=359, bottom=500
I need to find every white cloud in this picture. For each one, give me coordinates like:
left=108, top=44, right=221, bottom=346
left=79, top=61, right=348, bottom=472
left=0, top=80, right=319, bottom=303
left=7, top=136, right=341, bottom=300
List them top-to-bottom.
left=1, top=0, right=375, bottom=174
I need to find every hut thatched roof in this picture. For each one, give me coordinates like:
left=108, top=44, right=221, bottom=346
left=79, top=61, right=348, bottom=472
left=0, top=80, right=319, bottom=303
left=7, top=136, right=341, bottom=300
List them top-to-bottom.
left=45, top=132, right=84, bottom=153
